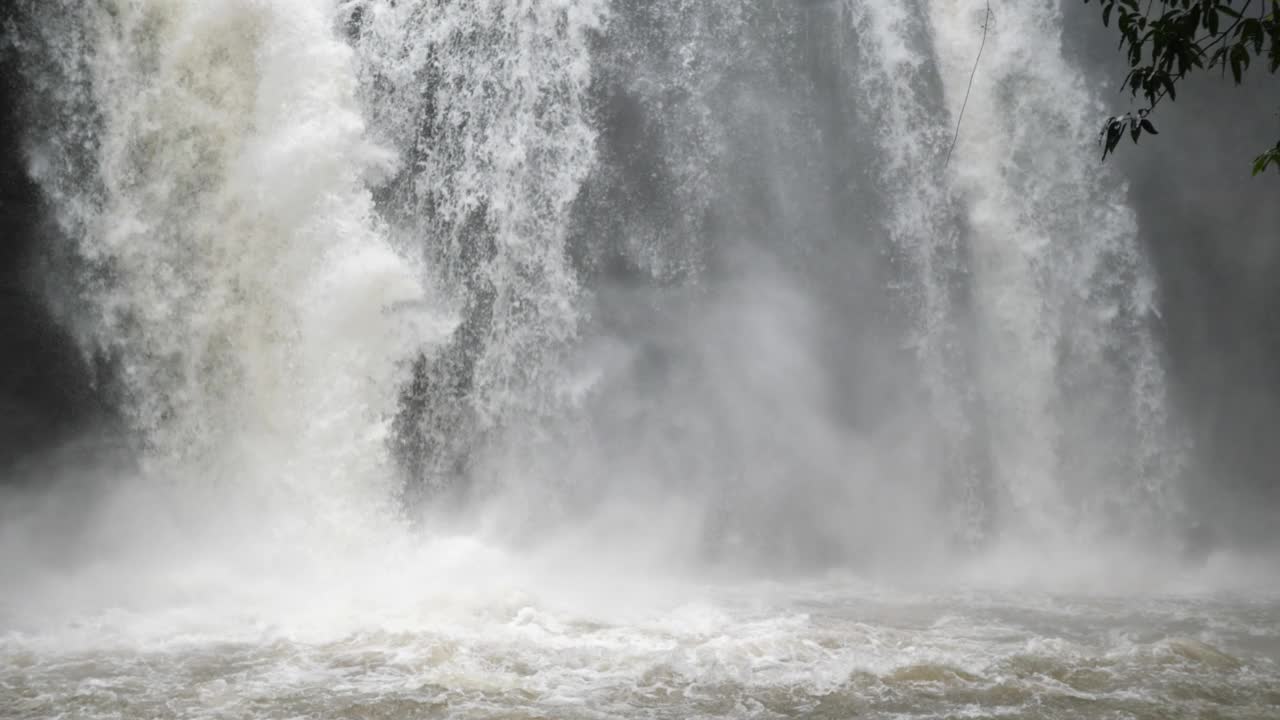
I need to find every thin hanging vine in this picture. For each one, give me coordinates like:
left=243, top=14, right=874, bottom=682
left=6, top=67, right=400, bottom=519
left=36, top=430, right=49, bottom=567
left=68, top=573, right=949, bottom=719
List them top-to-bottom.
left=945, top=1, right=994, bottom=168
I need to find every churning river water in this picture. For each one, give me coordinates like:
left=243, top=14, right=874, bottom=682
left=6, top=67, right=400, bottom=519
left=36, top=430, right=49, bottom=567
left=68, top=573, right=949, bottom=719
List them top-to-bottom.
left=4, top=561, right=1280, bottom=719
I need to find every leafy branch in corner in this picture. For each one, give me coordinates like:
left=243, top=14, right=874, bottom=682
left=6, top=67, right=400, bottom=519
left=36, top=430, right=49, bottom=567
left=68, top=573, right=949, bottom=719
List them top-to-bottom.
left=1086, top=0, right=1280, bottom=174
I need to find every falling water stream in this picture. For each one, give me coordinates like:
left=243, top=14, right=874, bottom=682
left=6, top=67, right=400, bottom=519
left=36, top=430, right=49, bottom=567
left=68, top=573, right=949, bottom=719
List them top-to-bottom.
left=1, top=1, right=1278, bottom=718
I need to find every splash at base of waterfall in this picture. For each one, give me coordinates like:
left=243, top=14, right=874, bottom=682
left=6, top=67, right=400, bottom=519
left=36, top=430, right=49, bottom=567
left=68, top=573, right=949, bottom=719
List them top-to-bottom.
left=3, top=542, right=1279, bottom=720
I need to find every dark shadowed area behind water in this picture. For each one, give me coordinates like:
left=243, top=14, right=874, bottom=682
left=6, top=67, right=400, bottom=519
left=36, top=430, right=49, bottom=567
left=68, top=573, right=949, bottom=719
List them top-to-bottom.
left=1061, top=0, right=1280, bottom=552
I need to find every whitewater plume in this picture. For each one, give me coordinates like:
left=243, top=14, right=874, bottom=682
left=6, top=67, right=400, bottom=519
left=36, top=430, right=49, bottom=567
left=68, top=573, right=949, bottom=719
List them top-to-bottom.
left=9, top=0, right=1184, bottom=571
left=13, top=0, right=452, bottom=551
left=350, top=0, right=607, bottom=500
left=930, top=0, right=1182, bottom=538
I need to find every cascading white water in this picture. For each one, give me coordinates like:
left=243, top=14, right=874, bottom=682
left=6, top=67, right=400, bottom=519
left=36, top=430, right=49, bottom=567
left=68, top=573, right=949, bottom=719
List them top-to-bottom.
left=12, top=0, right=1185, bottom=565
left=17, top=0, right=453, bottom=555
left=23, top=0, right=1182, bottom=548
left=352, top=0, right=606, bottom=496
left=836, top=0, right=988, bottom=540
left=930, top=0, right=1181, bottom=535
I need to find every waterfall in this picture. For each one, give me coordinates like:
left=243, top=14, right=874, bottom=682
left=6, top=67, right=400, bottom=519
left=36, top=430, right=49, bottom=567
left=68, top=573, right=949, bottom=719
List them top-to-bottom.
left=13, top=0, right=1182, bottom=567
left=15, top=0, right=454, bottom=550
left=350, top=0, right=607, bottom=499
left=930, top=0, right=1182, bottom=536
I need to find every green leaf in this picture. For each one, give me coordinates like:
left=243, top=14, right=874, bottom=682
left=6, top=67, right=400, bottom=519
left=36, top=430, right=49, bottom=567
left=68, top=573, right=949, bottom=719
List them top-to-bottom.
left=1092, top=0, right=1278, bottom=169
left=1242, top=19, right=1264, bottom=54
left=1230, top=44, right=1249, bottom=83
left=1100, top=117, right=1128, bottom=160
left=1253, top=143, right=1280, bottom=176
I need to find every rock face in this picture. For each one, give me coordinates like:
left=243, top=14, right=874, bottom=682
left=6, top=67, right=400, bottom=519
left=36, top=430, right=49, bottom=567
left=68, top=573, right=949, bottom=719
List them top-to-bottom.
left=0, top=30, right=106, bottom=481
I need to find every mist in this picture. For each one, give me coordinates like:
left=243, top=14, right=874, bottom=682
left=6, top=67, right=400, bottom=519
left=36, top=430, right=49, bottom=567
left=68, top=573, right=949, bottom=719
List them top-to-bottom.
left=1, top=1, right=1278, bottom=717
